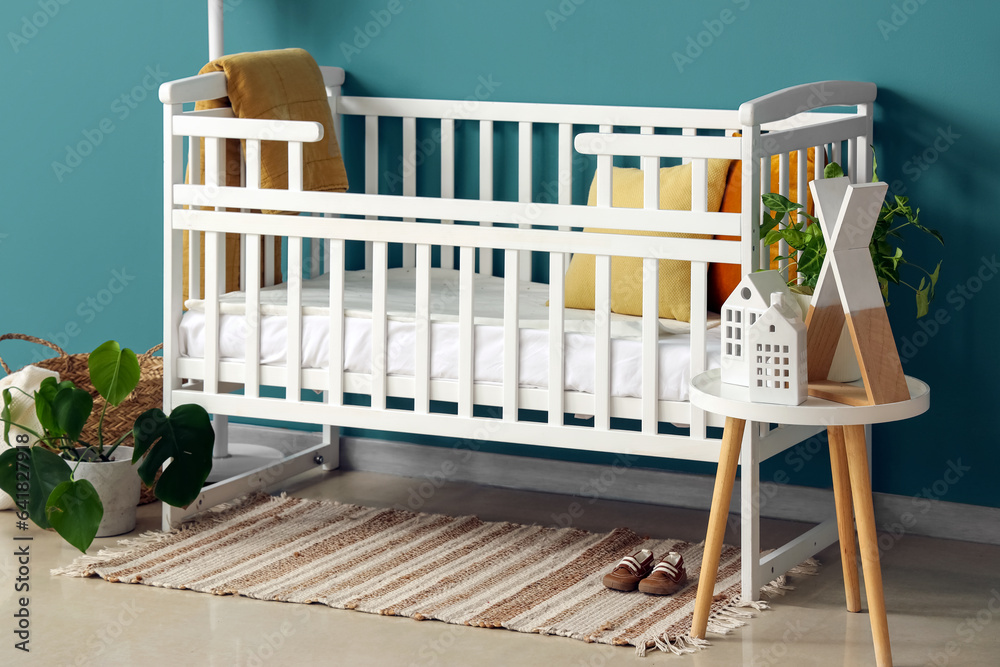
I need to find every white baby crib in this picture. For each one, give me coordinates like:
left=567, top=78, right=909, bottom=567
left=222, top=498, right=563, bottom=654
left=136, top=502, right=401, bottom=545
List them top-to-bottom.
left=160, top=57, right=876, bottom=602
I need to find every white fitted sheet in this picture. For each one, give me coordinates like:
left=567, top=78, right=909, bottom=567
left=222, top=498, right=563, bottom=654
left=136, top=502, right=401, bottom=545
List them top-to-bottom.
left=180, top=268, right=722, bottom=402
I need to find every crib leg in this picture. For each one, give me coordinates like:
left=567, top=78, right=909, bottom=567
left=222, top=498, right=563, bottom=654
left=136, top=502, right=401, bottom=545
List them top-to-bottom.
left=212, top=414, right=230, bottom=459
left=740, top=423, right=762, bottom=602
left=320, top=425, right=341, bottom=471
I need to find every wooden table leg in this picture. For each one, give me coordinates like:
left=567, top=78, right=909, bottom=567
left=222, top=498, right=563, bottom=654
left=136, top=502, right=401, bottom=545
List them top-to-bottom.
left=691, top=416, right=746, bottom=639
left=843, top=424, right=892, bottom=667
left=828, top=426, right=861, bottom=613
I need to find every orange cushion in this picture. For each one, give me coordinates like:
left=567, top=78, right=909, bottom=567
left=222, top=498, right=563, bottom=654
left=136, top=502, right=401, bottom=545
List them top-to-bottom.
left=707, top=146, right=821, bottom=312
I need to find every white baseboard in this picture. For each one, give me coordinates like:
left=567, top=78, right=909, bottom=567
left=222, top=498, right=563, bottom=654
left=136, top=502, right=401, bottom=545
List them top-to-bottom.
left=226, top=424, right=1000, bottom=547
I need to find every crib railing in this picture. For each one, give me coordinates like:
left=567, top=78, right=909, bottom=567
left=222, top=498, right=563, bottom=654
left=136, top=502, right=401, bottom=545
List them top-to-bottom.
left=161, top=71, right=873, bottom=462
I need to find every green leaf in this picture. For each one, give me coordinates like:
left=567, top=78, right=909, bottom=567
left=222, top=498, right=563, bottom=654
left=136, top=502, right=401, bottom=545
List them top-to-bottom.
left=824, top=162, right=844, bottom=179
left=762, top=193, right=804, bottom=215
left=760, top=212, right=781, bottom=237
left=915, top=278, right=930, bottom=319
left=88, top=341, right=140, bottom=407
left=34, top=377, right=70, bottom=437
left=52, top=386, right=93, bottom=443
left=1, top=389, right=12, bottom=446
left=133, top=405, right=214, bottom=507
left=26, top=447, right=73, bottom=529
left=0, top=448, right=22, bottom=508
left=46, top=479, right=103, bottom=553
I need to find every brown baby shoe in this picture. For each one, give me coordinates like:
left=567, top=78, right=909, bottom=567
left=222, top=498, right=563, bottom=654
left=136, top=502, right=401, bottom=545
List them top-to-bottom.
left=602, top=549, right=654, bottom=591
left=638, top=551, right=687, bottom=595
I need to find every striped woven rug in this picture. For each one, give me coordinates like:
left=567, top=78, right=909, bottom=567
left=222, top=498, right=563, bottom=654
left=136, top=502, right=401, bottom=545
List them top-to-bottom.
left=55, top=492, right=814, bottom=656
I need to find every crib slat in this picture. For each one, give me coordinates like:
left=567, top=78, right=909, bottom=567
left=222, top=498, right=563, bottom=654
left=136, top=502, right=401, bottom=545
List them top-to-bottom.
left=365, top=115, right=378, bottom=270
left=402, top=116, right=417, bottom=268
left=440, top=118, right=455, bottom=270
left=479, top=120, right=494, bottom=277
left=518, top=121, right=532, bottom=283
left=557, top=123, right=572, bottom=223
left=641, top=126, right=658, bottom=210
left=681, top=127, right=696, bottom=165
left=186, top=135, right=201, bottom=301
left=847, top=137, right=858, bottom=183
left=246, top=139, right=261, bottom=190
left=288, top=141, right=304, bottom=192
left=832, top=141, right=842, bottom=176
left=815, top=145, right=824, bottom=182
left=777, top=152, right=790, bottom=276
left=760, top=156, right=772, bottom=271
left=692, top=157, right=708, bottom=212
left=310, top=225, right=321, bottom=279
left=188, top=228, right=201, bottom=301
left=204, top=231, right=224, bottom=395
left=244, top=233, right=262, bottom=398
left=240, top=234, right=247, bottom=291
left=264, top=236, right=276, bottom=287
left=286, top=236, right=303, bottom=401
left=328, top=238, right=345, bottom=405
left=371, top=241, right=388, bottom=409
left=415, top=243, right=432, bottom=413
left=458, top=246, right=475, bottom=417
left=503, top=249, right=519, bottom=422
left=548, top=251, right=566, bottom=426
left=594, top=254, right=611, bottom=430
left=641, top=257, right=658, bottom=434
left=689, top=261, right=708, bottom=439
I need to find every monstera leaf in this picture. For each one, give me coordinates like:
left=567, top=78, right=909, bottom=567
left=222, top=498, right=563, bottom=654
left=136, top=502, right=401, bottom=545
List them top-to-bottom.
left=88, top=341, right=140, bottom=407
left=34, top=377, right=77, bottom=437
left=133, top=405, right=214, bottom=507
left=0, top=446, right=73, bottom=530
left=46, top=479, right=103, bottom=553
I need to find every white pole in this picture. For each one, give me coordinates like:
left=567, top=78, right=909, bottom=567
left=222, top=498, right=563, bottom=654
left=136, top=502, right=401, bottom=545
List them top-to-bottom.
left=208, top=0, right=224, bottom=61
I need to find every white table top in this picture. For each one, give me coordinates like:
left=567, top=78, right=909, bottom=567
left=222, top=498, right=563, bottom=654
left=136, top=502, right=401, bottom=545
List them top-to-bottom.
left=689, top=369, right=930, bottom=426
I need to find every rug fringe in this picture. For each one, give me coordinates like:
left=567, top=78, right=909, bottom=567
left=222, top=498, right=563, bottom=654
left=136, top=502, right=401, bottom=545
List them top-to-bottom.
left=51, top=492, right=275, bottom=578
left=635, top=556, right=821, bottom=657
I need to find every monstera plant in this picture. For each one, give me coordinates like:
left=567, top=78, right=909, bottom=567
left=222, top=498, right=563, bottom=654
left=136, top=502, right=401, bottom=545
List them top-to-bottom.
left=0, top=340, right=214, bottom=552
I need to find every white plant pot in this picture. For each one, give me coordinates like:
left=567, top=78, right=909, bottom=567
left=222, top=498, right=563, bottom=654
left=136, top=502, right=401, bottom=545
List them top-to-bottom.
left=791, top=293, right=863, bottom=383
left=73, top=446, right=141, bottom=537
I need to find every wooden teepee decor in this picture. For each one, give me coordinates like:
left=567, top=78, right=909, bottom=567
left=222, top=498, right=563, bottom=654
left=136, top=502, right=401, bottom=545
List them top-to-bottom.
left=804, top=177, right=909, bottom=406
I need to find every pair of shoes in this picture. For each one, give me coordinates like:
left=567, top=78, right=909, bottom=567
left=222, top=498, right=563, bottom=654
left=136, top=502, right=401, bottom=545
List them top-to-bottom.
left=601, top=550, right=688, bottom=595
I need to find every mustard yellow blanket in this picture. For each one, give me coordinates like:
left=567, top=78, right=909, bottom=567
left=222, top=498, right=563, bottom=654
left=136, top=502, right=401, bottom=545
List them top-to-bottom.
left=184, top=48, right=348, bottom=300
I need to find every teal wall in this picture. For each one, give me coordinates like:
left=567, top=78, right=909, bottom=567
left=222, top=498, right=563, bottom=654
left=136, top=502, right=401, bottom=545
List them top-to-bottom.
left=3, top=1, right=997, bottom=508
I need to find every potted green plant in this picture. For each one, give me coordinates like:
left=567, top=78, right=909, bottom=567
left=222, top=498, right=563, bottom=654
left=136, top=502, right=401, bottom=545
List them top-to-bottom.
left=760, top=161, right=944, bottom=380
left=0, top=340, right=214, bottom=552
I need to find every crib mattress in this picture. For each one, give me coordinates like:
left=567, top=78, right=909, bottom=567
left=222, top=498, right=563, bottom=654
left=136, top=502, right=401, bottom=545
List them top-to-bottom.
left=180, top=268, right=722, bottom=401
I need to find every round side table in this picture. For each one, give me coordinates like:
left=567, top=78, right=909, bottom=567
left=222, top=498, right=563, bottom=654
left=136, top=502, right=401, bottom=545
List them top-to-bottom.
left=687, top=369, right=930, bottom=667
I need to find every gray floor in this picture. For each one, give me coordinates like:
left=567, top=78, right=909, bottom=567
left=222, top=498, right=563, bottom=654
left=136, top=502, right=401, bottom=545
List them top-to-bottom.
left=4, top=468, right=999, bottom=666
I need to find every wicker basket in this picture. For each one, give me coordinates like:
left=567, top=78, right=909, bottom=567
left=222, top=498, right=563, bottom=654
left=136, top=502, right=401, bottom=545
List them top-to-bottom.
left=0, top=334, right=163, bottom=505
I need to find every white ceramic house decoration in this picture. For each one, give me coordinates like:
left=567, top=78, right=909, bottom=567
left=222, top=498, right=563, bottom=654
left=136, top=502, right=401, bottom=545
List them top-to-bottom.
left=720, top=270, right=791, bottom=387
left=748, top=291, right=808, bottom=405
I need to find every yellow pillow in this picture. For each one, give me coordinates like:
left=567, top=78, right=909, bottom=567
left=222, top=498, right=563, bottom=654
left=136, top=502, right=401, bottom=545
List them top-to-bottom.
left=563, top=160, right=731, bottom=322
